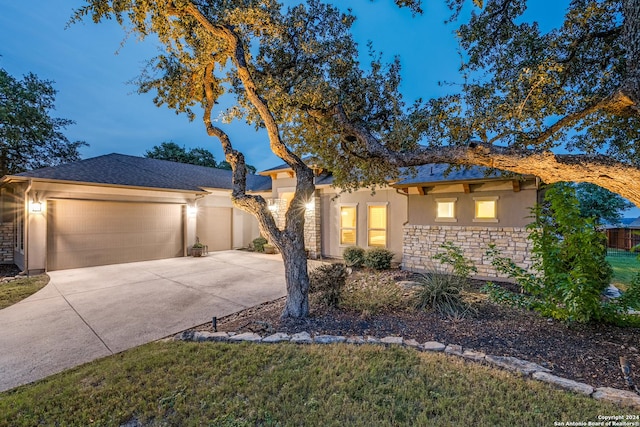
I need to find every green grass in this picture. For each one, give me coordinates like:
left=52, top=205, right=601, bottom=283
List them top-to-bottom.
left=607, top=255, right=640, bottom=290
left=0, top=275, right=49, bottom=309
left=0, top=342, right=619, bottom=426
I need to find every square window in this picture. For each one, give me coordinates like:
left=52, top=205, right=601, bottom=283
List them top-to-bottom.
left=473, top=197, right=499, bottom=222
left=435, top=198, right=457, bottom=222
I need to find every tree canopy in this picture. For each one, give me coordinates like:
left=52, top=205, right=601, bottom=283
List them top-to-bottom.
left=0, top=67, right=87, bottom=176
left=145, top=141, right=217, bottom=167
left=575, top=182, right=634, bottom=225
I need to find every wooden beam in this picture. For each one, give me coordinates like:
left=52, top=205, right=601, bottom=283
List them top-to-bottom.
left=287, top=171, right=294, bottom=178
left=512, top=180, right=521, bottom=192
left=463, top=183, right=471, bottom=193
left=417, top=186, right=425, bottom=195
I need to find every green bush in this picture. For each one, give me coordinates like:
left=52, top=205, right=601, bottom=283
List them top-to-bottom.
left=484, top=183, right=638, bottom=325
left=252, top=236, right=268, bottom=253
left=433, top=241, right=478, bottom=284
left=343, top=246, right=366, bottom=268
left=363, top=248, right=394, bottom=270
left=309, top=264, right=347, bottom=308
left=413, top=269, right=471, bottom=317
left=341, top=272, right=404, bottom=316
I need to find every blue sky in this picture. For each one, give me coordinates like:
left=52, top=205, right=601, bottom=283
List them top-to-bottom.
left=2, top=1, right=637, bottom=216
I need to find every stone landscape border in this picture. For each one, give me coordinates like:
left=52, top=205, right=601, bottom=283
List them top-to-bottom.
left=175, top=330, right=640, bottom=409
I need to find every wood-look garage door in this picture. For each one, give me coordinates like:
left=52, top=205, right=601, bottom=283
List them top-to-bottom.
left=47, top=200, right=184, bottom=270
left=196, top=207, right=232, bottom=251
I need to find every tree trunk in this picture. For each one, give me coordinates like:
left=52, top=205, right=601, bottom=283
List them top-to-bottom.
left=279, top=239, right=310, bottom=319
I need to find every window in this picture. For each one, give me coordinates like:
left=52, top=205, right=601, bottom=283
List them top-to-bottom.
left=473, top=196, right=499, bottom=222
left=435, top=198, right=457, bottom=222
left=368, top=204, right=388, bottom=247
left=340, top=205, right=357, bottom=245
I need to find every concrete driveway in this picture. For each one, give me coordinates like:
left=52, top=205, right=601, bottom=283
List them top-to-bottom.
left=0, top=250, right=288, bottom=392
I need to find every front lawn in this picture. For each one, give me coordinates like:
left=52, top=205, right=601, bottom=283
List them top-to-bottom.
left=607, top=254, right=640, bottom=290
left=0, top=275, right=49, bottom=309
left=0, top=341, right=619, bottom=426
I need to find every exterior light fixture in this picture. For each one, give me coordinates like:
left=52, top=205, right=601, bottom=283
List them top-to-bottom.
left=30, top=193, right=43, bottom=213
left=268, top=199, right=278, bottom=212
left=305, top=200, right=315, bottom=211
left=187, top=205, right=198, bottom=217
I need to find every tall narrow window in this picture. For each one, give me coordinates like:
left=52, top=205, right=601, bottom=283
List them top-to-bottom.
left=473, top=196, right=499, bottom=222
left=435, top=198, right=457, bottom=222
left=368, top=204, right=387, bottom=247
left=340, top=205, right=357, bottom=245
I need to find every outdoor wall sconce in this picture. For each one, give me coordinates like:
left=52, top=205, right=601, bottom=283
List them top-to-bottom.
left=30, top=193, right=43, bottom=213
left=267, top=199, right=278, bottom=212
left=305, top=200, right=315, bottom=211
left=187, top=205, right=198, bottom=217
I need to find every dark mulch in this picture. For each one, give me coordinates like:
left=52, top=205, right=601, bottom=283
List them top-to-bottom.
left=0, top=264, right=21, bottom=278
left=192, top=270, right=640, bottom=391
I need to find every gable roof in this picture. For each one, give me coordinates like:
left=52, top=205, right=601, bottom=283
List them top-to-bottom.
left=9, top=153, right=272, bottom=192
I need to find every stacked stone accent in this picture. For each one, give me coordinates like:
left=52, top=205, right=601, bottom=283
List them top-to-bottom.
left=303, top=194, right=321, bottom=259
left=0, top=222, right=14, bottom=264
left=402, top=224, right=533, bottom=278
left=176, top=330, right=640, bottom=409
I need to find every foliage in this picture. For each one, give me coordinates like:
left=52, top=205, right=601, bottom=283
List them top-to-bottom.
left=0, top=67, right=87, bottom=176
left=145, top=142, right=217, bottom=168
left=217, top=160, right=257, bottom=175
left=486, top=183, right=639, bottom=324
left=575, top=183, right=634, bottom=226
left=192, top=236, right=204, bottom=249
left=252, top=236, right=268, bottom=253
left=433, top=241, right=478, bottom=284
left=342, top=246, right=366, bottom=268
left=363, top=248, right=395, bottom=270
left=309, top=263, right=347, bottom=308
left=413, top=268, right=471, bottom=317
left=341, top=272, right=404, bottom=316
left=0, top=275, right=49, bottom=310
left=481, top=282, right=533, bottom=310
left=0, top=342, right=616, bottom=426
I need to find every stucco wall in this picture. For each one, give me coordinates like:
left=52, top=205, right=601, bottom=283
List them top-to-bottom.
left=321, top=187, right=408, bottom=261
left=402, top=224, right=533, bottom=279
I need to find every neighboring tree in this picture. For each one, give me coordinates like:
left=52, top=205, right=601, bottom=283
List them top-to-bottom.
left=73, top=0, right=361, bottom=318
left=303, top=0, right=640, bottom=206
left=0, top=67, right=86, bottom=176
left=145, top=141, right=217, bottom=167
left=218, top=160, right=256, bottom=174
left=575, top=183, right=634, bottom=226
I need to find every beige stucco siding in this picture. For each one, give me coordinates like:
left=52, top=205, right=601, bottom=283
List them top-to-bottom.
left=321, top=187, right=407, bottom=260
left=407, top=188, right=538, bottom=228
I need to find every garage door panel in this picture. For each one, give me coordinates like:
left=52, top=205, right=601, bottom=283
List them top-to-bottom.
left=48, top=200, right=184, bottom=270
left=196, top=207, right=232, bottom=252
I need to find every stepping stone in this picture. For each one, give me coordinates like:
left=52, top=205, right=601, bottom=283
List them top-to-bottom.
left=422, top=341, right=446, bottom=352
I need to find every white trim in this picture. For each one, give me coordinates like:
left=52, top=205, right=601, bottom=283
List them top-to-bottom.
left=473, top=196, right=499, bottom=222
left=435, top=197, right=457, bottom=223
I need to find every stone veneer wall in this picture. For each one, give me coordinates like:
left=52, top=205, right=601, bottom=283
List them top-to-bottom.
left=270, top=195, right=322, bottom=259
left=0, top=222, right=14, bottom=264
left=402, top=224, right=533, bottom=279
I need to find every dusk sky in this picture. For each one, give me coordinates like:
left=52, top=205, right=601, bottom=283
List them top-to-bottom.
left=2, top=1, right=636, bottom=215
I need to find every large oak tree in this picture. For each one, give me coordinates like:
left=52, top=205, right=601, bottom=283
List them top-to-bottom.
left=73, top=0, right=365, bottom=318
left=307, top=0, right=640, bottom=205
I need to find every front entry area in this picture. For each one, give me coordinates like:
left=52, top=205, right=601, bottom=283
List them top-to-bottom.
left=47, top=200, right=185, bottom=270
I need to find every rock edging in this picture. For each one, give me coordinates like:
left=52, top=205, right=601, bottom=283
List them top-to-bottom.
left=175, top=330, right=640, bottom=409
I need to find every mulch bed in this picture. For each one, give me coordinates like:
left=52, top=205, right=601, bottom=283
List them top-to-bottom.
left=0, top=264, right=21, bottom=278
left=193, top=269, right=640, bottom=391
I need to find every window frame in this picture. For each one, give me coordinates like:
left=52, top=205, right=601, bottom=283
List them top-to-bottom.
left=473, top=196, right=499, bottom=223
left=435, top=197, right=458, bottom=223
left=367, top=202, right=388, bottom=248
left=338, top=203, right=358, bottom=246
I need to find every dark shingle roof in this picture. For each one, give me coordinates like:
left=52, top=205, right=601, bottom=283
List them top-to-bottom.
left=14, top=153, right=272, bottom=192
left=394, top=164, right=510, bottom=186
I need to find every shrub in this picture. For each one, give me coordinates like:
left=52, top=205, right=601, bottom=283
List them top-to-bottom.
left=252, top=236, right=268, bottom=253
left=433, top=242, right=478, bottom=284
left=343, top=246, right=366, bottom=268
left=363, top=248, right=394, bottom=270
left=309, top=263, right=347, bottom=308
left=413, top=268, right=472, bottom=317
left=341, top=272, right=404, bottom=316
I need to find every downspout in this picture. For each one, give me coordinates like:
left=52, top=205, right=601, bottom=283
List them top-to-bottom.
left=23, top=180, right=32, bottom=276
left=395, top=188, right=410, bottom=226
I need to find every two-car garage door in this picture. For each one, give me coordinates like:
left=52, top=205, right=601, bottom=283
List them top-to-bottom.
left=47, top=200, right=185, bottom=271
